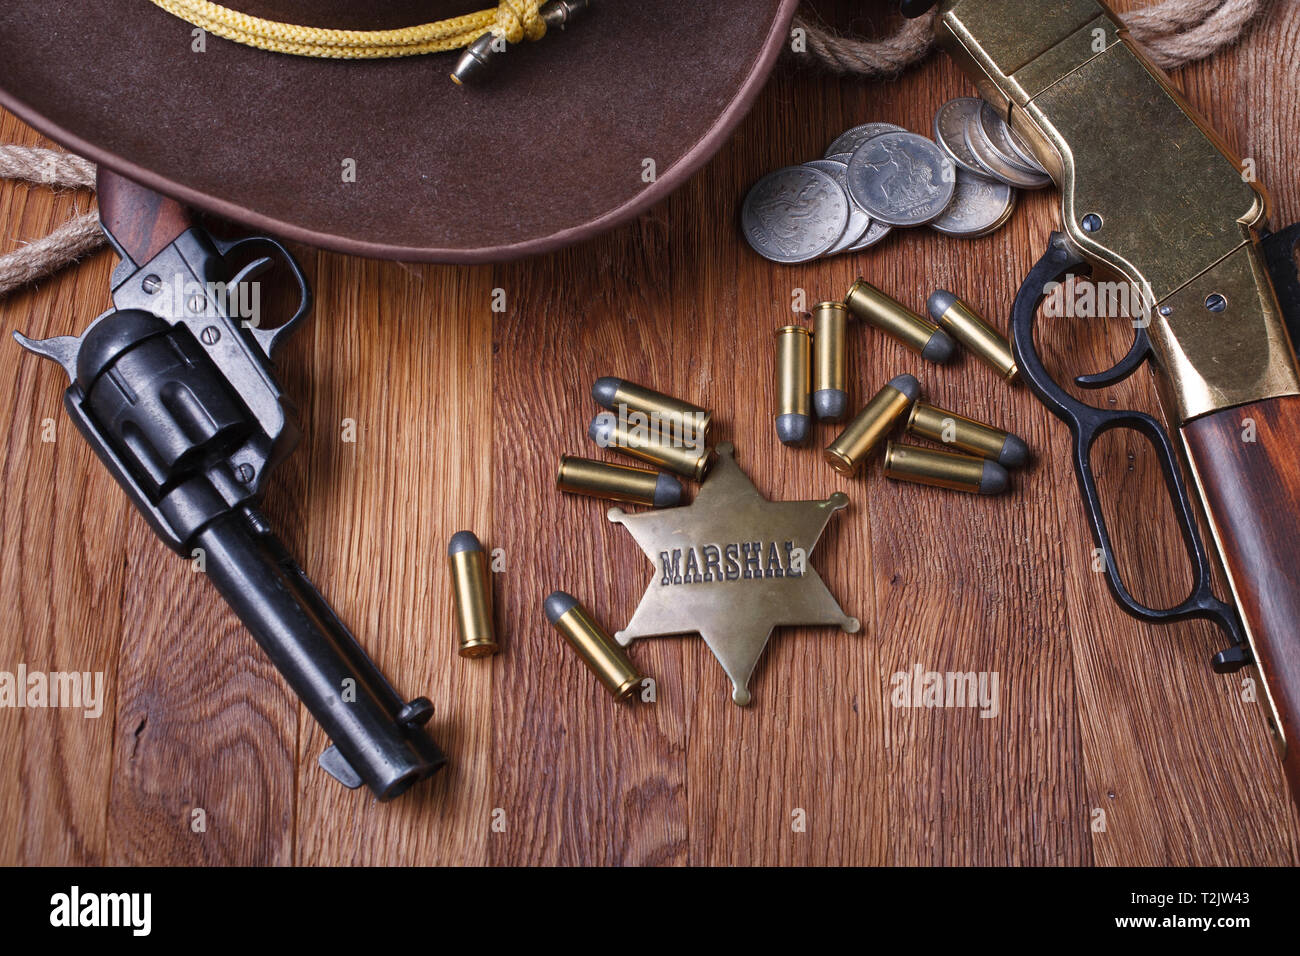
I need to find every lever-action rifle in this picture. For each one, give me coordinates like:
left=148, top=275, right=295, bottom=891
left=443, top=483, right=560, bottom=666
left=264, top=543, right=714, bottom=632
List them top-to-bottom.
left=905, top=0, right=1300, bottom=807
left=15, top=171, right=446, bottom=800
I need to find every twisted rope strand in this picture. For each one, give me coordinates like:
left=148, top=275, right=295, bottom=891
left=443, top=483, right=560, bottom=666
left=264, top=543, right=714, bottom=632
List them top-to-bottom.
left=796, top=0, right=1267, bottom=78
left=1125, top=0, right=1225, bottom=34
left=1138, top=0, right=1266, bottom=67
left=795, top=9, right=936, bottom=76
left=0, top=145, right=95, bottom=190
left=0, top=146, right=105, bottom=297
left=0, top=210, right=104, bottom=297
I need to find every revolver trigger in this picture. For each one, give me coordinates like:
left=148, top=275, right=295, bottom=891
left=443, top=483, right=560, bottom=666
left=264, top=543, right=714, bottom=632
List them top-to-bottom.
left=212, top=233, right=312, bottom=359
left=229, top=255, right=274, bottom=288
left=1073, top=325, right=1152, bottom=389
left=12, top=331, right=81, bottom=381
left=318, top=745, right=363, bottom=789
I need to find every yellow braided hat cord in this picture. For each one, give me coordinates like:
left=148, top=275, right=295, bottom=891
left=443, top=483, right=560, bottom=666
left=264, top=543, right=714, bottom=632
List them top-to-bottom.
left=147, top=0, right=546, bottom=58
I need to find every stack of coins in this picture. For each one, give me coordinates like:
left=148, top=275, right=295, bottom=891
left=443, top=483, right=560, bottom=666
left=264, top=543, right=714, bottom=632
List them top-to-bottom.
left=930, top=97, right=1049, bottom=239
left=742, top=98, right=1052, bottom=261
left=934, top=98, right=1050, bottom=192
left=555, top=376, right=716, bottom=509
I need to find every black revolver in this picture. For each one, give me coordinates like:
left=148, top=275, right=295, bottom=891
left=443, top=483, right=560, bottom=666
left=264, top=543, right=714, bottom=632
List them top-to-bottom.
left=14, top=171, right=445, bottom=800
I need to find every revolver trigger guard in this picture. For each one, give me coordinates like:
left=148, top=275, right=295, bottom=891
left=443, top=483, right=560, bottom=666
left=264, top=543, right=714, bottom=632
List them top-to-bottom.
left=1012, top=232, right=1247, bottom=661
left=212, top=233, right=312, bottom=358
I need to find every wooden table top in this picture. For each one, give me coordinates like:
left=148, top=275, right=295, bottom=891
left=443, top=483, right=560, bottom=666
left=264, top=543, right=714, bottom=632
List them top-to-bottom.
left=3, top=0, right=1298, bottom=865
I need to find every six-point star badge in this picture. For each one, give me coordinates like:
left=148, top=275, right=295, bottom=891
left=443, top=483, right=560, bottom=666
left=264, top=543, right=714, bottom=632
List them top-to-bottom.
left=608, top=442, right=860, bottom=705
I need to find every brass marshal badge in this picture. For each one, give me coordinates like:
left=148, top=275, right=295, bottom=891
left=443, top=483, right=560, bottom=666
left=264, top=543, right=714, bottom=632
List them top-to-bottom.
left=608, top=442, right=860, bottom=704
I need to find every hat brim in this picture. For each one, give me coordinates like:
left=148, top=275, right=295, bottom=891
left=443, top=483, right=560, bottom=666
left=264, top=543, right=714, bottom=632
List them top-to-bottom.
left=0, top=1, right=796, bottom=262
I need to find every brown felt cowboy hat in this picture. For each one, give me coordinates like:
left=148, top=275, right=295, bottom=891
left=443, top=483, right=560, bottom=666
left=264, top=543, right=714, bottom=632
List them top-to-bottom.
left=0, top=1, right=798, bottom=262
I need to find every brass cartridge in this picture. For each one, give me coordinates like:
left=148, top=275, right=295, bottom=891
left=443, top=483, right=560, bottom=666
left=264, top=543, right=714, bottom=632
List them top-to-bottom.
left=845, top=278, right=955, bottom=363
left=927, top=290, right=1019, bottom=383
left=812, top=301, right=850, bottom=422
left=774, top=324, right=812, bottom=446
left=825, top=374, right=920, bottom=476
left=591, top=377, right=711, bottom=447
left=906, top=402, right=1029, bottom=468
left=588, top=411, right=713, bottom=481
left=883, top=441, right=1009, bottom=495
left=557, top=455, right=684, bottom=508
left=448, top=531, right=499, bottom=658
left=544, top=591, right=644, bottom=700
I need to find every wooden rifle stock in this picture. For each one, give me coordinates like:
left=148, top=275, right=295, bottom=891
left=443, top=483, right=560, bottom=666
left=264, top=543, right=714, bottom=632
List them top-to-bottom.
left=1184, top=397, right=1300, bottom=795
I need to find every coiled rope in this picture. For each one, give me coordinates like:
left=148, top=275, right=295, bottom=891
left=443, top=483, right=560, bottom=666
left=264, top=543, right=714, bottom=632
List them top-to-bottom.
left=0, top=146, right=101, bottom=297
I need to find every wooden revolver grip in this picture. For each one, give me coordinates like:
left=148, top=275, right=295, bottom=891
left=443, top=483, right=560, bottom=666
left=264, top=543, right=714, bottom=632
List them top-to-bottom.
left=96, top=168, right=193, bottom=267
left=1183, top=394, right=1300, bottom=795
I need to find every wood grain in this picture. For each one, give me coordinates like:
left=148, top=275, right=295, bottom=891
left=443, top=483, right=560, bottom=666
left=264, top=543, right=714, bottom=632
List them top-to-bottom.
left=2, top=0, right=1298, bottom=865
left=96, top=170, right=193, bottom=267
left=1184, top=395, right=1300, bottom=803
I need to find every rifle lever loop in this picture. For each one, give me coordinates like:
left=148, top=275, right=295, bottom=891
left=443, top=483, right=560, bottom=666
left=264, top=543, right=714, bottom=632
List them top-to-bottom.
left=1011, top=233, right=1248, bottom=670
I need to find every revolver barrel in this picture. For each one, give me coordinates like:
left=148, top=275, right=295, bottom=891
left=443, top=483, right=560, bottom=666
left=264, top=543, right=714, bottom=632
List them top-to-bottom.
left=198, top=508, right=445, bottom=798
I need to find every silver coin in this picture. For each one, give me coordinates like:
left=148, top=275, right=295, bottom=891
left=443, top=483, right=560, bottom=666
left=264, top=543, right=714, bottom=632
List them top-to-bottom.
left=933, top=98, right=986, bottom=176
left=978, top=101, right=1043, bottom=175
left=963, top=111, right=1051, bottom=189
left=1002, top=120, right=1046, bottom=173
left=825, top=122, right=906, bottom=160
left=845, top=131, right=957, bottom=227
left=825, top=158, right=893, bottom=248
left=804, top=159, right=870, bottom=255
left=741, top=165, right=850, bottom=263
left=929, top=168, right=1017, bottom=238
left=848, top=218, right=892, bottom=251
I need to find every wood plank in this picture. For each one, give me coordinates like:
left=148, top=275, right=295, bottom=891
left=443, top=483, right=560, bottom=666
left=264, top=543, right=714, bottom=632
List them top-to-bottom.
left=1, top=0, right=1298, bottom=865
left=0, top=110, right=123, bottom=864
left=488, top=234, right=691, bottom=866
left=292, top=256, right=495, bottom=865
